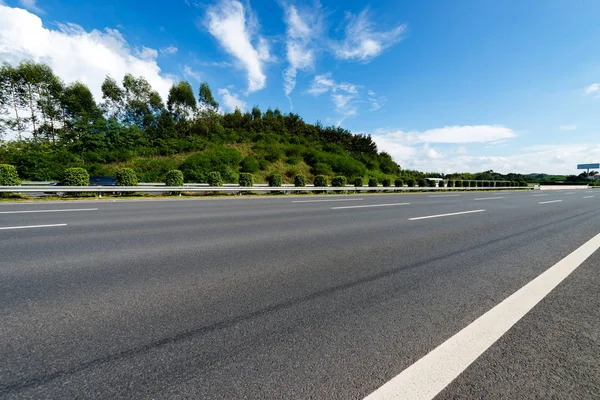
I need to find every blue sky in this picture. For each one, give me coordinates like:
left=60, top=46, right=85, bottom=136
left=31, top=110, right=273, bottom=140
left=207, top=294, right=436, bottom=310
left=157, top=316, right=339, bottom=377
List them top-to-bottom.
left=1, top=0, right=600, bottom=174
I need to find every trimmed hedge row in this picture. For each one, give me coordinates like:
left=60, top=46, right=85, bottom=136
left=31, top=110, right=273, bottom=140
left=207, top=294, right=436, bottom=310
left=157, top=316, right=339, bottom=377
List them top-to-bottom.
left=0, top=164, right=20, bottom=186
left=63, top=168, right=89, bottom=186
left=116, top=168, right=138, bottom=186
left=165, top=170, right=184, bottom=186
left=238, top=172, right=254, bottom=187
left=294, top=174, right=306, bottom=187
left=314, top=175, right=327, bottom=187
left=331, top=176, right=346, bottom=187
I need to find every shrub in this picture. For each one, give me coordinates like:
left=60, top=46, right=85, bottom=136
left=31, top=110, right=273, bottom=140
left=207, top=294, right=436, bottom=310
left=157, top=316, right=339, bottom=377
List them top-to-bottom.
left=181, top=147, right=243, bottom=183
left=240, top=156, right=260, bottom=173
left=258, top=160, right=270, bottom=171
left=0, top=164, right=20, bottom=186
left=63, top=167, right=89, bottom=186
left=116, top=168, right=138, bottom=186
left=165, top=170, right=184, bottom=186
left=207, top=171, right=223, bottom=186
left=238, top=173, right=254, bottom=187
left=267, top=173, right=282, bottom=187
left=294, top=174, right=306, bottom=187
left=314, top=175, right=328, bottom=187
left=331, top=176, right=347, bottom=187
left=354, top=177, right=363, bottom=187
left=368, top=177, right=378, bottom=187
left=394, top=178, right=404, bottom=187
left=382, top=179, right=391, bottom=187
left=407, top=179, right=416, bottom=187
left=418, top=179, right=427, bottom=187
left=428, top=180, right=437, bottom=188
left=438, top=180, right=445, bottom=188
left=447, top=180, right=454, bottom=188
left=461, top=181, right=468, bottom=187
left=476, top=181, right=483, bottom=187
left=488, top=181, right=495, bottom=187
left=519, top=181, right=527, bottom=187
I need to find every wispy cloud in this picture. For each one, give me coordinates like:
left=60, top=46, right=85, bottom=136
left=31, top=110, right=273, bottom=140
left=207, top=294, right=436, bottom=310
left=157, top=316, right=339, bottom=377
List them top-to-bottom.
left=19, top=0, right=43, bottom=14
left=205, top=0, right=270, bottom=92
left=282, top=2, right=322, bottom=101
left=332, top=8, right=406, bottom=62
left=160, top=45, right=178, bottom=55
left=198, top=60, right=232, bottom=68
left=183, top=65, right=201, bottom=81
left=308, top=73, right=361, bottom=119
left=584, top=83, right=599, bottom=96
left=218, top=88, right=247, bottom=111
left=374, top=125, right=517, bottom=145
left=559, top=125, right=577, bottom=131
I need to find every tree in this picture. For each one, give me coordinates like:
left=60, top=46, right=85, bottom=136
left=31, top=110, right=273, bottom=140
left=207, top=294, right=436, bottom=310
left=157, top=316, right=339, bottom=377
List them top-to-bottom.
left=0, top=63, right=28, bottom=140
left=101, top=76, right=124, bottom=120
left=167, top=81, right=197, bottom=125
left=198, top=82, right=219, bottom=110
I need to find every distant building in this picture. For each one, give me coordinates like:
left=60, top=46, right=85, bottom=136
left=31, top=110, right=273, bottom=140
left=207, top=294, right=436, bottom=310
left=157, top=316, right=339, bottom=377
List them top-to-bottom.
left=593, top=174, right=600, bottom=180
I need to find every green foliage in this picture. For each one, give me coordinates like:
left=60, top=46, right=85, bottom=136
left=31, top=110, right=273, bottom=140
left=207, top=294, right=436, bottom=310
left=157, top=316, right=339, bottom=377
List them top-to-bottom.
left=181, top=147, right=242, bottom=183
left=240, top=156, right=260, bottom=173
left=0, top=164, right=20, bottom=185
left=63, top=167, right=89, bottom=186
left=116, top=168, right=138, bottom=186
left=165, top=170, right=184, bottom=186
left=207, top=171, right=223, bottom=186
left=238, top=172, right=253, bottom=187
left=267, top=172, right=282, bottom=187
left=294, top=174, right=306, bottom=187
left=314, top=175, right=328, bottom=187
left=331, top=176, right=346, bottom=187
left=354, top=177, right=363, bottom=187
left=368, top=177, right=378, bottom=187
left=394, top=178, right=404, bottom=187
left=382, top=179, right=391, bottom=187
left=407, top=179, right=415, bottom=187
left=418, top=179, right=427, bottom=187
left=428, top=179, right=437, bottom=188
left=438, top=180, right=445, bottom=188
left=447, top=180, right=454, bottom=188
left=462, top=180, right=469, bottom=187
left=476, top=181, right=483, bottom=187
left=519, top=181, right=527, bottom=187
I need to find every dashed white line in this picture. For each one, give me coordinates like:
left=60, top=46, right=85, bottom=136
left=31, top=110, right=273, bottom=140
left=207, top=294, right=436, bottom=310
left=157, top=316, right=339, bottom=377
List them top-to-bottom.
left=564, top=192, right=575, bottom=195
left=532, top=194, right=548, bottom=197
left=428, top=195, right=460, bottom=198
left=583, top=196, right=594, bottom=199
left=474, top=197, right=504, bottom=201
left=292, top=199, right=363, bottom=203
left=539, top=200, right=562, bottom=204
left=332, top=203, right=410, bottom=210
left=0, top=208, right=98, bottom=214
left=408, top=209, right=485, bottom=221
left=0, top=223, right=68, bottom=231
left=365, top=232, right=600, bottom=400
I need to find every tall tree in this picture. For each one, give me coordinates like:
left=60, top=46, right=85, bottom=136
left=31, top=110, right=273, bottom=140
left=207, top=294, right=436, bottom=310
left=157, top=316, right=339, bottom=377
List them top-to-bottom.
left=0, top=63, right=27, bottom=141
left=101, top=76, right=124, bottom=120
left=167, top=81, right=196, bottom=123
left=198, top=82, right=219, bottom=111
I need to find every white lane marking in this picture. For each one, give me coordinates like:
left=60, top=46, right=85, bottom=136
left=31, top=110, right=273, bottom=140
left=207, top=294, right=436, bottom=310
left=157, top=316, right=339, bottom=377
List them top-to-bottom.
left=564, top=192, right=575, bottom=195
left=532, top=194, right=548, bottom=197
left=428, top=195, right=460, bottom=198
left=583, top=196, right=594, bottom=199
left=473, top=197, right=504, bottom=201
left=292, top=199, right=363, bottom=203
left=539, top=200, right=563, bottom=204
left=332, top=203, right=410, bottom=210
left=0, top=208, right=98, bottom=214
left=408, top=209, right=485, bottom=221
left=0, top=223, right=67, bottom=231
left=365, top=232, right=600, bottom=400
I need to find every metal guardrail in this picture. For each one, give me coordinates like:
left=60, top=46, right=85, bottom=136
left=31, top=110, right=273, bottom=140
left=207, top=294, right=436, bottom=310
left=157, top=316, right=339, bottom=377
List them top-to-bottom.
left=0, top=185, right=532, bottom=193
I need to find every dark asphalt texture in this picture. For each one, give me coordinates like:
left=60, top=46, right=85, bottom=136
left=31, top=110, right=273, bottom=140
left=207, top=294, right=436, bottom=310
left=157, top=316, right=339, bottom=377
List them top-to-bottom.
left=1, top=190, right=599, bottom=399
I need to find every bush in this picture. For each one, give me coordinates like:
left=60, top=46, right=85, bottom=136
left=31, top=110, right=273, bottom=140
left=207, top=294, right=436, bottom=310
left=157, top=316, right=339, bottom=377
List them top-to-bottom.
left=181, top=147, right=243, bottom=183
left=240, top=156, right=260, bottom=173
left=258, top=160, right=270, bottom=171
left=0, top=164, right=20, bottom=186
left=63, top=167, right=89, bottom=186
left=116, top=168, right=138, bottom=186
left=165, top=170, right=184, bottom=186
left=207, top=171, right=223, bottom=186
left=238, top=173, right=253, bottom=187
left=267, top=173, right=282, bottom=187
left=294, top=174, right=306, bottom=187
left=314, top=175, right=328, bottom=187
left=331, top=176, right=347, bottom=187
left=354, top=177, right=363, bottom=187
left=368, top=178, right=378, bottom=187
left=394, top=178, right=404, bottom=187
left=382, top=179, right=391, bottom=187
left=407, top=179, right=416, bottom=187
left=418, top=179, right=427, bottom=187
left=428, top=180, right=437, bottom=188
left=438, top=180, right=445, bottom=188
left=447, top=180, right=454, bottom=188
left=476, top=181, right=483, bottom=187
left=488, top=181, right=495, bottom=187
left=519, top=181, right=527, bottom=187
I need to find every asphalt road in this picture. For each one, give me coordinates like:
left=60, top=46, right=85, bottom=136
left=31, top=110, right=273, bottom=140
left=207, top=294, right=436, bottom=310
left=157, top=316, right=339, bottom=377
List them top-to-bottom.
left=1, top=190, right=599, bottom=399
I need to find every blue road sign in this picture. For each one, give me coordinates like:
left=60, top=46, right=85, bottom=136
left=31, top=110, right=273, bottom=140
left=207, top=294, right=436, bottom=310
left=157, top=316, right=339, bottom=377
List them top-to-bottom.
left=577, top=163, right=600, bottom=169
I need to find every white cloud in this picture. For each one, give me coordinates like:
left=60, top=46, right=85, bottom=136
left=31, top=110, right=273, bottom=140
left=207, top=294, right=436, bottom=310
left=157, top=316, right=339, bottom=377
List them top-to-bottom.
left=19, top=0, right=43, bottom=14
left=205, top=0, right=270, bottom=93
left=282, top=3, right=322, bottom=99
left=0, top=5, right=174, bottom=101
left=333, top=8, right=406, bottom=62
left=160, top=45, right=178, bottom=55
left=198, top=60, right=231, bottom=68
left=183, top=65, right=201, bottom=81
left=308, top=73, right=361, bottom=118
left=584, top=83, right=599, bottom=95
left=218, top=88, right=246, bottom=111
left=378, top=125, right=517, bottom=145
left=559, top=125, right=577, bottom=131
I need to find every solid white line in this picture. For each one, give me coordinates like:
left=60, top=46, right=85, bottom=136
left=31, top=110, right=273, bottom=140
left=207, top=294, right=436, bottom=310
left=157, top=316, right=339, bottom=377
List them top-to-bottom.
left=532, top=194, right=548, bottom=197
left=428, top=195, right=460, bottom=198
left=583, top=196, right=594, bottom=199
left=474, top=197, right=504, bottom=201
left=292, top=199, right=363, bottom=203
left=539, top=200, right=562, bottom=204
left=332, top=203, right=409, bottom=210
left=0, top=208, right=98, bottom=214
left=408, top=210, right=485, bottom=220
left=0, top=223, right=68, bottom=231
left=365, top=232, right=600, bottom=400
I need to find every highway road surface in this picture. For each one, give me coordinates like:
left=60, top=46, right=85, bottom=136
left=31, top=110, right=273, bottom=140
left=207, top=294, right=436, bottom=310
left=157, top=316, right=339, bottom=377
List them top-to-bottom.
left=1, top=190, right=599, bottom=399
